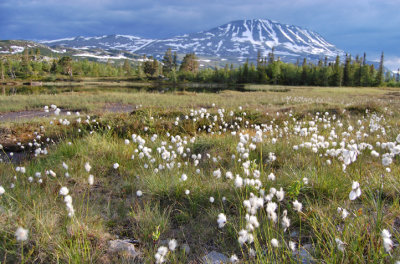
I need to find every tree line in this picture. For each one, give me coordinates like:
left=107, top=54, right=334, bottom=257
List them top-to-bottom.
left=1, top=47, right=399, bottom=87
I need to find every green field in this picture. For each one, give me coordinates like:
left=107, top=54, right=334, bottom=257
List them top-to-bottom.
left=0, top=84, right=400, bottom=263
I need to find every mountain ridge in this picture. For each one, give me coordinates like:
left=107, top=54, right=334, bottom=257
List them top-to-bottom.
left=37, top=19, right=344, bottom=64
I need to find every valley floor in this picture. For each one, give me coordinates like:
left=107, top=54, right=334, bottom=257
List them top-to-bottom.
left=0, top=84, right=399, bottom=263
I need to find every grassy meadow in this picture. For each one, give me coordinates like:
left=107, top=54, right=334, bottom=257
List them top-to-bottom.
left=0, top=84, right=400, bottom=263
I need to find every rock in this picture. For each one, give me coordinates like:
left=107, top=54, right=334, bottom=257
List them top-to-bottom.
left=108, top=239, right=140, bottom=259
left=181, top=243, right=190, bottom=255
left=292, top=244, right=315, bottom=264
left=202, top=251, right=229, bottom=264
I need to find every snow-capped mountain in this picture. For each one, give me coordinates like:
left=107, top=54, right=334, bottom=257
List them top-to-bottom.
left=40, top=19, right=344, bottom=64
left=41, top=35, right=154, bottom=53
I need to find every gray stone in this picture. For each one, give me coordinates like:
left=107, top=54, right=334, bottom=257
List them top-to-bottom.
left=108, top=239, right=140, bottom=259
left=181, top=243, right=190, bottom=255
left=292, top=244, right=314, bottom=264
left=202, top=250, right=229, bottom=264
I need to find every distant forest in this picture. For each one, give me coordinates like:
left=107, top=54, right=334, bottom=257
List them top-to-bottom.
left=1, top=47, right=399, bottom=87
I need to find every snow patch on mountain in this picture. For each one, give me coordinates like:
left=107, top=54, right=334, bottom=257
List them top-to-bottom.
left=40, top=19, right=344, bottom=64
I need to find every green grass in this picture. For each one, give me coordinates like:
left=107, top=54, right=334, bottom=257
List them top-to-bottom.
left=1, top=85, right=400, bottom=263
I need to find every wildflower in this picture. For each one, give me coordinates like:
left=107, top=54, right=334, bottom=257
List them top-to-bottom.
left=124, top=139, right=130, bottom=145
left=382, top=156, right=392, bottom=167
left=62, top=162, right=69, bottom=170
left=84, top=162, right=91, bottom=172
left=113, top=163, right=119, bottom=169
left=213, top=169, right=221, bottom=178
left=180, top=173, right=188, bottom=181
left=268, top=173, right=276, bottom=181
left=88, top=174, right=94, bottom=185
left=234, top=175, right=243, bottom=188
left=303, top=177, right=309, bottom=185
left=349, top=181, right=361, bottom=200
left=0, top=186, right=5, bottom=195
left=59, top=187, right=69, bottom=196
left=276, top=188, right=285, bottom=202
left=185, top=189, right=190, bottom=195
left=136, top=190, right=143, bottom=197
left=209, top=197, right=215, bottom=203
left=293, top=200, right=302, bottom=212
left=266, top=202, right=278, bottom=223
left=337, top=207, right=349, bottom=219
left=281, top=210, right=290, bottom=231
left=217, top=213, right=227, bottom=228
left=15, top=227, right=29, bottom=242
left=238, top=229, right=253, bottom=245
left=382, top=229, right=393, bottom=253
left=271, top=238, right=279, bottom=248
left=335, top=238, right=345, bottom=252
left=168, top=239, right=178, bottom=251
left=289, top=241, right=296, bottom=251
left=155, top=246, right=168, bottom=264
left=230, top=254, right=239, bottom=263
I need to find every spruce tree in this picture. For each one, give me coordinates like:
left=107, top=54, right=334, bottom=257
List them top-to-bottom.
left=162, top=49, right=174, bottom=74
left=172, top=52, right=178, bottom=70
left=376, top=52, right=384, bottom=86
left=179, top=53, right=199, bottom=73
left=343, top=54, right=352, bottom=86
left=332, top=55, right=342, bottom=86
left=123, top=59, right=131, bottom=76
left=0, top=60, right=4, bottom=81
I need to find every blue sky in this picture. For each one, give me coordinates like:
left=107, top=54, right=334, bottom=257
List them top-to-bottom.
left=1, top=0, right=399, bottom=69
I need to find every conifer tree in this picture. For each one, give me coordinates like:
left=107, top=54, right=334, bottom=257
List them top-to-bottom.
left=162, top=49, right=174, bottom=74
left=172, top=52, right=178, bottom=70
left=376, top=52, right=384, bottom=86
left=179, top=53, right=199, bottom=73
left=332, top=55, right=342, bottom=86
left=123, top=59, right=131, bottom=76
left=0, top=60, right=4, bottom=81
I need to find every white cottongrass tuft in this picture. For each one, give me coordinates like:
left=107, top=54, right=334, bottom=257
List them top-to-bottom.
left=84, top=162, right=91, bottom=172
left=113, top=163, right=119, bottom=169
left=180, top=173, right=188, bottom=181
left=268, top=173, right=276, bottom=181
left=88, top=174, right=94, bottom=185
left=349, top=181, right=361, bottom=200
left=0, top=186, right=5, bottom=195
left=59, top=186, right=69, bottom=196
left=276, top=188, right=285, bottom=202
left=185, top=189, right=190, bottom=195
left=136, top=190, right=143, bottom=197
left=209, top=196, right=215, bottom=203
left=293, top=200, right=302, bottom=212
left=281, top=210, right=290, bottom=231
left=217, top=213, right=227, bottom=228
left=15, top=227, right=29, bottom=242
left=382, top=229, right=393, bottom=253
left=271, top=238, right=279, bottom=248
left=335, top=238, right=345, bottom=252
left=168, top=239, right=178, bottom=251
left=289, top=241, right=297, bottom=251
left=155, top=246, right=168, bottom=264
left=230, top=254, right=239, bottom=263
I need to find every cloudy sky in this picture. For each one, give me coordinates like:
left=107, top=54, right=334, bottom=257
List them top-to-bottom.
left=1, top=0, right=399, bottom=69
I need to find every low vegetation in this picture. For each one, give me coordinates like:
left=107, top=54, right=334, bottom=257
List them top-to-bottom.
left=0, top=85, right=400, bottom=263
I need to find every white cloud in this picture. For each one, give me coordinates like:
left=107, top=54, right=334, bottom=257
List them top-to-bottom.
left=385, top=56, right=400, bottom=71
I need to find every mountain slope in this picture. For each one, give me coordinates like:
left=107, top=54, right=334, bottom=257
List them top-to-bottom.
left=37, top=19, right=344, bottom=64
left=141, top=19, right=343, bottom=62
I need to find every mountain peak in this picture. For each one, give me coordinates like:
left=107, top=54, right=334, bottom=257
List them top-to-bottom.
left=38, top=19, right=344, bottom=64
